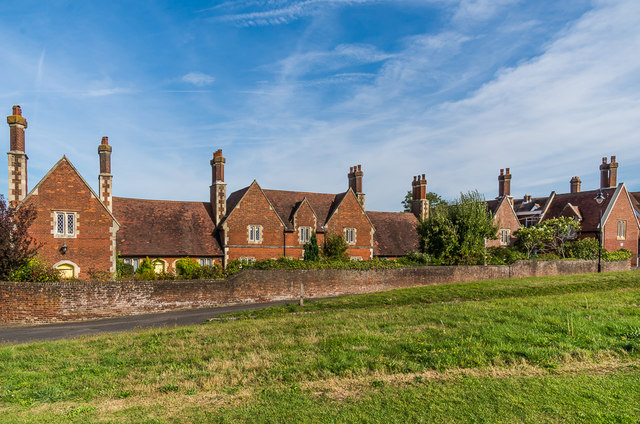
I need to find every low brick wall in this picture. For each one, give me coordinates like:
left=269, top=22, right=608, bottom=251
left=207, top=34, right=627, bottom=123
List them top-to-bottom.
left=0, top=260, right=630, bottom=324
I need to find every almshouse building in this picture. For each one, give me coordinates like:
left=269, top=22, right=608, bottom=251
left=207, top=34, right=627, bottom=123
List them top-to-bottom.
left=7, top=106, right=420, bottom=278
left=493, top=157, right=640, bottom=264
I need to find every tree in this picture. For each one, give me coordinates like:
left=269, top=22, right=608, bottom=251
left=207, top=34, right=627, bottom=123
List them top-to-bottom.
left=417, top=190, right=497, bottom=265
left=402, top=191, right=447, bottom=212
left=0, top=195, right=41, bottom=280
left=514, top=217, right=581, bottom=258
left=539, top=217, right=580, bottom=258
left=513, top=226, right=551, bottom=258
left=303, top=232, right=320, bottom=261
left=322, top=232, right=349, bottom=261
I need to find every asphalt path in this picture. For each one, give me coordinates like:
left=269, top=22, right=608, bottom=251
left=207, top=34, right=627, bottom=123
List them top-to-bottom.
left=0, top=300, right=298, bottom=345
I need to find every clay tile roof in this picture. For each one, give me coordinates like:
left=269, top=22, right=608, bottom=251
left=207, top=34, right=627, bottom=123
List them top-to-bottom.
left=225, top=186, right=249, bottom=215
left=542, top=188, right=616, bottom=232
left=262, top=189, right=346, bottom=231
left=630, top=192, right=640, bottom=216
left=513, top=196, right=551, bottom=213
left=112, top=197, right=222, bottom=257
left=486, top=199, right=500, bottom=214
left=367, top=211, right=419, bottom=257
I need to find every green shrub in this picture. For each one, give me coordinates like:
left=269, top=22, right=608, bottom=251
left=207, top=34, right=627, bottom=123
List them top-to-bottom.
left=303, top=232, right=320, bottom=261
left=322, top=232, right=349, bottom=261
left=565, top=238, right=599, bottom=260
left=487, top=247, right=527, bottom=265
left=603, top=249, right=632, bottom=262
left=397, top=252, right=430, bottom=266
left=9, top=257, right=61, bottom=282
left=116, top=257, right=134, bottom=279
left=136, top=257, right=155, bottom=275
left=175, top=258, right=200, bottom=279
left=194, top=263, right=224, bottom=279
left=86, top=268, right=112, bottom=282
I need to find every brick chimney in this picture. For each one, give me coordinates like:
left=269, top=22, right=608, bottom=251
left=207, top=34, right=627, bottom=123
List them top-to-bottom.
left=7, top=105, right=28, bottom=206
left=98, top=136, right=113, bottom=212
left=210, top=149, right=226, bottom=226
left=608, top=155, right=618, bottom=187
left=600, top=156, right=618, bottom=189
left=600, top=157, right=609, bottom=189
left=348, top=164, right=365, bottom=209
left=497, top=168, right=511, bottom=198
left=411, top=174, right=429, bottom=221
left=570, top=176, right=581, bottom=193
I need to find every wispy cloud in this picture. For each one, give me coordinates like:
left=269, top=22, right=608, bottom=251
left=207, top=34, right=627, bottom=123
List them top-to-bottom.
left=211, top=0, right=374, bottom=27
left=181, top=72, right=216, bottom=86
left=84, top=87, right=133, bottom=97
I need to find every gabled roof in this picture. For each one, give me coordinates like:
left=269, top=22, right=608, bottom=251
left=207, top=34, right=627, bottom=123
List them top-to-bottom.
left=22, top=156, right=120, bottom=226
left=542, top=187, right=617, bottom=232
left=258, top=188, right=347, bottom=231
left=513, top=195, right=552, bottom=214
left=112, top=197, right=222, bottom=257
left=368, top=211, right=419, bottom=257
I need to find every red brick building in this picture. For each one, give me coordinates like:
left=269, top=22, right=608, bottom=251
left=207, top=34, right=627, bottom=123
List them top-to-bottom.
left=8, top=106, right=421, bottom=277
left=7, top=107, right=119, bottom=279
left=115, top=150, right=421, bottom=270
left=501, top=156, right=640, bottom=264
left=486, top=168, right=521, bottom=247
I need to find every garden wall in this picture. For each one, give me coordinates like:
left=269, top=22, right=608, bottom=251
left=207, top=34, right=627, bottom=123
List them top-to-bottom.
left=0, top=260, right=630, bottom=324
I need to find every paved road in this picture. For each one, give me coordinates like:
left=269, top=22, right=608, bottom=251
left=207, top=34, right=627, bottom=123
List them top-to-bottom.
left=0, top=300, right=298, bottom=344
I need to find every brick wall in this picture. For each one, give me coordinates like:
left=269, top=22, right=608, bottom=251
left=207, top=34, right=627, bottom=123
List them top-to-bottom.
left=0, top=260, right=629, bottom=324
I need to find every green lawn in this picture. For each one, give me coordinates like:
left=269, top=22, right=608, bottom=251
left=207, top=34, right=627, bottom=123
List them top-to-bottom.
left=1, top=271, right=640, bottom=423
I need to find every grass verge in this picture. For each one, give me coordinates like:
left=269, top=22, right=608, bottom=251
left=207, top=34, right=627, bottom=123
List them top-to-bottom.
left=1, top=270, right=639, bottom=423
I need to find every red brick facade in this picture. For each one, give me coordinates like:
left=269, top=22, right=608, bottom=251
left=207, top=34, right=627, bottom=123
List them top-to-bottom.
left=21, top=158, right=119, bottom=278
left=486, top=196, right=520, bottom=248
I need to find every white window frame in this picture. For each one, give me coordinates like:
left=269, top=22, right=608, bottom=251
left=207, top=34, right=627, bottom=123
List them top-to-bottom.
left=54, top=212, right=77, bottom=238
left=524, top=217, right=538, bottom=228
left=617, top=220, right=627, bottom=240
left=248, top=225, right=262, bottom=244
left=299, top=226, right=311, bottom=244
left=344, top=228, right=356, bottom=245
left=499, top=229, right=510, bottom=245
left=239, top=257, right=256, bottom=264
left=123, top=258, right=140, bottom=272
left=199, top=258, right=213, bottom=267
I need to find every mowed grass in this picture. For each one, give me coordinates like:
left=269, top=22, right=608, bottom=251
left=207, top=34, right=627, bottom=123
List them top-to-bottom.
left=1, top=271, right=639, bottom=423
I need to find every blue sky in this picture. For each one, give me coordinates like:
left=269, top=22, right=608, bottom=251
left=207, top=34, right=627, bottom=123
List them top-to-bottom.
left=1, top=0, right=639, bottom=211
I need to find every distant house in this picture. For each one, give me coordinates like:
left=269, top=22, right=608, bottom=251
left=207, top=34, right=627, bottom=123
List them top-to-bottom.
left=7, top=106, right=421, bottom=278
left=493, top=157, right=639, bottom=264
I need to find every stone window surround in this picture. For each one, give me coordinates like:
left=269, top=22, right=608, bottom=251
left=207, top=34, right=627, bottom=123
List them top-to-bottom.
left=52, top=211, right=78, bottom=239
left=248, top=225, right=263, bottom=244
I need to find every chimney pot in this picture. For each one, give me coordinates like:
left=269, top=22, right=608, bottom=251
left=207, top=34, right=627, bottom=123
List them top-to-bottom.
left=12, top=105, right=21, bottom=116
left=101, top=136, right=109, bottom=145
left=611, top=155, right=616, bottom=163
left=602, top=157, right=607, bottom=164
left=506, top=168, right=510, bottom=174
left=500, top=169, right=504, bottom=175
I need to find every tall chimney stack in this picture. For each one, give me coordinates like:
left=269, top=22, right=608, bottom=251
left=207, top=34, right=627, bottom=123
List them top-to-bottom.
left=7, top=105, right=28, bottom=206
left=98, top=136, right=113, bottom=212
left=210, top=149, right=226, bottom=226
left=608, top=155, right=618, bottom=187
left=600, top=157, right=609, bottom=189
left=348, top=164, right=365, bottom=209
left=497, top=168, right=512, bottom=198
left=411, top=174, right=429, bottom=221
left=570, top=176, right=581, bottom=193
